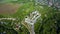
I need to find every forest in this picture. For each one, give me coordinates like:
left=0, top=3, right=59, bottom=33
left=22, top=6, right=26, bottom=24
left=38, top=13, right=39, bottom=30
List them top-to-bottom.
left=0, top=0, right=60, bottom=34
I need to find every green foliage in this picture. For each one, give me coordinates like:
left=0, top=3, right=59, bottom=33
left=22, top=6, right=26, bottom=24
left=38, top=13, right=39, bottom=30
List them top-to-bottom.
left=0, top=1, right=60, bottom=34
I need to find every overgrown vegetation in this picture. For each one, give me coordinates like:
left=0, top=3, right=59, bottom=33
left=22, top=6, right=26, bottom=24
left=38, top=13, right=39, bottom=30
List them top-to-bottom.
left=0, top=0, right=60, bottom=34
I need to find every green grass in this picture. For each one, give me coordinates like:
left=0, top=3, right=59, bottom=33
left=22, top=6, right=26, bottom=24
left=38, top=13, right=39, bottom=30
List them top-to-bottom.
left=0, top=2, right=60, bottom=34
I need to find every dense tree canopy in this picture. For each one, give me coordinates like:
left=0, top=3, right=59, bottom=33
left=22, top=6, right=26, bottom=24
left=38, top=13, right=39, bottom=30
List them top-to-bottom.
left=0, top=0, right=60, bottom=34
